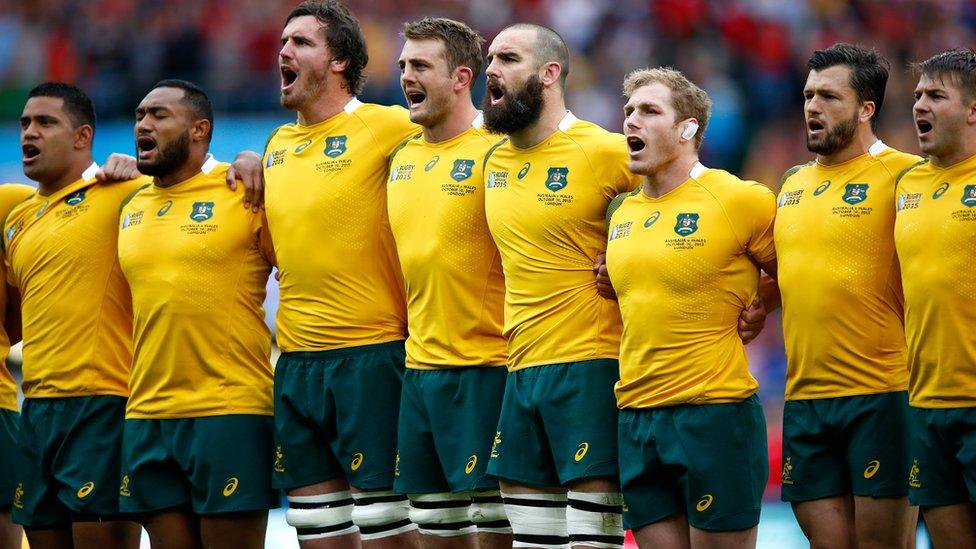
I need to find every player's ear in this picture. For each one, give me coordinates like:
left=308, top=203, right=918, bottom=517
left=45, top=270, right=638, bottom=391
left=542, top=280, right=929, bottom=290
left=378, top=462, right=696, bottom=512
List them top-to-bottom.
left=330, top=57, right=349, bottom=75
left=540, top=61, right=562, bottom=88
left=454, top=65, right=474, bottom=92
left=967, top=97, right=976, bottom=125
left=859, top=100, right=876, bottom=125
left=191, top=119, right=211, bottom=143
left=680, top=119, right=699, bottom=142
left=73, top=124, right=93, bottom=150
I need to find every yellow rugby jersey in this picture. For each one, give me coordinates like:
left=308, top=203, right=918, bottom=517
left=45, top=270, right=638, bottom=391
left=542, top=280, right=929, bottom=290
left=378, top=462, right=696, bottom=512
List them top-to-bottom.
left=264, top=99, right=418, bottom=352
left=483, top=113, right=641, bottom=370
left=387, top=117, right=507, bottom=370
left=776, top=141, right=921, bottom=400
left=895, top=154, right=976, bottom=408
left=118, top=157, right=275, bottom=418
left=607, top=163, right=776, bottom=408
left=3, top=164, right=143, bottom=398
left=0, top=183, right=35, bottom=411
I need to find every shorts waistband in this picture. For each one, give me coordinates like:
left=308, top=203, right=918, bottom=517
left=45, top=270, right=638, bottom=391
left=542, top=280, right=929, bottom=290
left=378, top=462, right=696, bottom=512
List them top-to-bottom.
left=281, top=340, right=405, bottom=361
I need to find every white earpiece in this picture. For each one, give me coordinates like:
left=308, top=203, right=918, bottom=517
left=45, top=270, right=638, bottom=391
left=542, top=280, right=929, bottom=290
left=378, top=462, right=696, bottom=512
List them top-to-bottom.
left=681, top=121, right=699, bottom=141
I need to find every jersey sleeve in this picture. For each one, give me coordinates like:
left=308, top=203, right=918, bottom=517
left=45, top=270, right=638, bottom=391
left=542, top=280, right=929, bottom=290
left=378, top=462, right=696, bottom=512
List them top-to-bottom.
left=594, top=134, right=642, bottom=200
left=734, top=181, right=777, bottom=264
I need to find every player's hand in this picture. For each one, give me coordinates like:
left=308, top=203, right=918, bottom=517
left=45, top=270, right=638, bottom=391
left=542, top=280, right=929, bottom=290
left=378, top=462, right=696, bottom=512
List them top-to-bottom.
left=227, top=151, right=265, bottom=212
left=95, top=153, right=140, bottom=183
left=594, top=251, right=616, bottom=300
left=738, top=297, right=767, bottom=344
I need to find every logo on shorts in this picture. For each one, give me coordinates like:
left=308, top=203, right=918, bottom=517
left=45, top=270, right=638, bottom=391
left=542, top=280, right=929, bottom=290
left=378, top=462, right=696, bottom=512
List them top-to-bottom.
left=842, top=183, right=868, bottom=204
left=190, top=202, right=214, bottom=222
left=490, top=431, right=502, bottom=459
left=574, top=442, right=589, bottom=462
left=274, top=446, right=285, bottom=473
left=351, top=453, right=364, bottom=471
left=465, top=455, right=478, bottom=475
left=781, top=457, right=794, bottom=485
left=909, top=459, right=922, bottom=488
left=863, top=460, right=881, bottom=479
left=120, top=474, right=131, bottom=497
left=223, top=477, right=239, bottom=497
left=76, top=481, right=95, bottom=499
left=13, top=483, right=24, bottom=509
left=696, top=494, right=714, bottom=512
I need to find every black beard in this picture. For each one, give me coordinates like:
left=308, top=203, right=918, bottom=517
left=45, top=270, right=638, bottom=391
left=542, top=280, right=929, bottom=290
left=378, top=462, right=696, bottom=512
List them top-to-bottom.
left=483, top=74, right=545, bottom=135
left=807, top=112, right=858, bottom=156
left=138, top=130, right=191, bottom=177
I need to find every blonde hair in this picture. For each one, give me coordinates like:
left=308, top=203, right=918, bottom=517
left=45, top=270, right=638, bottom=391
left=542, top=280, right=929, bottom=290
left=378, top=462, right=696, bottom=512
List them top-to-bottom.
left=623, top=67, right=711, bottom=148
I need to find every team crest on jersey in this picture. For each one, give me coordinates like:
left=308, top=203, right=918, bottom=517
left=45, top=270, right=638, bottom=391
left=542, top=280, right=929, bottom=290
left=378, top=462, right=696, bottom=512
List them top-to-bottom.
left=324, top=135, right=347, bottom=157
left=294, top=139, right=313, bottom=154
left=425, top=156, right=440, bottom=171
left=451, top=159, right=475, bottom=181
left=518, top=162, right=531, bottom=179
left=545, top=167, right=569, bottom=192
left=813, top=180, right=831, bottom=196
left=933, top=182, right=949, bottom=199
left=842, top=183, right=868, bottom=204
left=962, top=185, right=976, bottom=207
left=65, top=190, right=86, bottom=206
left=190, top=202, right=214, bottom=222
left=674, top=213, right=699, bottom=236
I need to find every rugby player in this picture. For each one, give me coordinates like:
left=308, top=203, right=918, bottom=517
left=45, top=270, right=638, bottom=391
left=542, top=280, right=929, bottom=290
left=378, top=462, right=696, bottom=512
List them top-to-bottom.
left=250, top=1, right=420, bottom=547
left=387, top=17, right=511, bottom=549
left=481, top=23, right=641, bottom=549
left=776, top=43, right=920, bottom=548
left=895, top=48, right=976, bottom=547
left=606, top=67, right=777, bottom=549
left=117, top=79, right=279, bottom=549
left=3, top=82, right=142, bottom=549
left=0, top=182, right=33, bottom=549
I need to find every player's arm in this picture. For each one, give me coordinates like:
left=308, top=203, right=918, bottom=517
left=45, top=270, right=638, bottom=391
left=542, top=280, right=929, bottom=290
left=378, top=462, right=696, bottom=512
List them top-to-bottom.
left=227, top=151, right=264, bottom=212
left=95, top=153, right=141, bottom=183
left=595, top=191, right=637, bottom=300
left=738, top=261, right=779, bottom=345
left=4, top=284, right=21, bottom=346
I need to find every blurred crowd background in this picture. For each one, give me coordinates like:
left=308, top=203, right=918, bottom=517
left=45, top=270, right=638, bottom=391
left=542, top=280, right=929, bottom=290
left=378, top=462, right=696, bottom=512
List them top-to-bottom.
left=0, top=0, right=974, bottom=498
